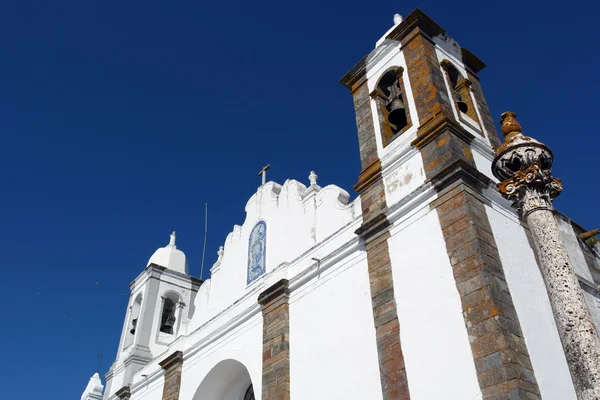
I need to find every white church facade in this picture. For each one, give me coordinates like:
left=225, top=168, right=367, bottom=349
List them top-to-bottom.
left=81, top=9, right=600, bottom=400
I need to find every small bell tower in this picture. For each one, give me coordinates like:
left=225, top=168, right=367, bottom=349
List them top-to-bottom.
left=104, top=232, right=203, bottom=399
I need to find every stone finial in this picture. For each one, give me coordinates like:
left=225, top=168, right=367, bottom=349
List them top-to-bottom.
left=393, top=14, right=403, bottom=25
left=492, top=111, right=562, bottom=217
left=499, top=111, right=522, bottom=137
left=309, top=171, right=318, bottom=186
left=168, top=231, right=176, bottom=248
left=217, top=246, right=224, bottom=260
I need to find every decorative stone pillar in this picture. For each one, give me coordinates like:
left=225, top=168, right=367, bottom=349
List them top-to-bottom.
left=492, top=112, right=600, bottom=399
left=258, top=279, right=291, bottom=400
left=159, top=351, right=184, bottom=400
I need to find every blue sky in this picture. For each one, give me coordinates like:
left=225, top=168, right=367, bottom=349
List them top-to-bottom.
left=0, top=1, right=598, bottom=398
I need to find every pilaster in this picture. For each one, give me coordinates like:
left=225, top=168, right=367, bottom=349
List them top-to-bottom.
left=417, top=113, right=541, bottom=399
left=354, top=158, right=410, bottom=400
left=258, top=279, right=291, bottom=400
left=159, top=351, right=184, bottom=400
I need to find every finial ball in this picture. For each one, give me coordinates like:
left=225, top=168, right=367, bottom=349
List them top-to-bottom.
left=393, top=14, right=403, bottom=25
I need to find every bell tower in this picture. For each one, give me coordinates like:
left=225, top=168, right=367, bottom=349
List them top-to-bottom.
left=340, top=9, right=542, bottom=400
left=103, top=232, right=203, bottom=399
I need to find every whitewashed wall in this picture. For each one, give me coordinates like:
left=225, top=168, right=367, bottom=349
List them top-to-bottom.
left=187, top=179, right=360, bottom=334
left=486, top=203, right=576, bottom=399
left=389, top=208, right=482, bottom=399
left=289, top=253, right=382, bottom=400
left=180, top=312, right=263, bottom=400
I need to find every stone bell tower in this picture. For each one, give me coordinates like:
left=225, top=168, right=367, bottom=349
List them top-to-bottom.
left=341, top=9, right=543, bottom=400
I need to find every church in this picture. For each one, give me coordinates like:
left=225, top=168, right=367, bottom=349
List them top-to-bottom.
left=81, top=8, right=600, bottom=400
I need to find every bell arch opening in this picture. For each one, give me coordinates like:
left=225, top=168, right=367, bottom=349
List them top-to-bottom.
left=193, top=359, right=255, bottom=400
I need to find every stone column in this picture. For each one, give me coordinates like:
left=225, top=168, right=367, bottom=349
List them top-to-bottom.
left=492, top=112, right=600, bottom=399
left=258, top=279, right=291, bottom=400
left=159, top=351, right=184, bottom=400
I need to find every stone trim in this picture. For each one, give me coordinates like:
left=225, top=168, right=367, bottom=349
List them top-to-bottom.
left=401, top=28, right=455, bottom=125
left=466, top=70, right=502, bottom=149
left=351, top=83, right=379, bottom=170
left=415, top=110, right=541, bottom=398
left=412, top=112, right=474, bottom=149
left=355, top=157, right=410, bottom=399
left=354, top=160, right=382, bottom=194
left=430, top=182, right=541, bottom=399
left=358, top=226, right=410, bottom=400
left=258, top=279, right=291, bottom=400
left=159, top=351, right=184, bottom=400
left=115, top=386, right=131, bottom=400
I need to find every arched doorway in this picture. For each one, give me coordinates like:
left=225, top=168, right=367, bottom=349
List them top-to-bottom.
left=193, top=359, right=255, bottom=400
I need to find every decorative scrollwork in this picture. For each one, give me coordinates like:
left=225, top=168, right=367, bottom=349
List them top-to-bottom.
left=492, top=112, right=562, bottom=218
left=497, top=163, right=562, bottom=217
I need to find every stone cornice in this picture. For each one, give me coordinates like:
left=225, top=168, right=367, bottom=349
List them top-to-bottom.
left=340, top=8, right=442, bottom=90
left=387, top=8, right=445, bottom=44
left=340, top=9, right=487, bottom=90
left=461, top=48, right=486, bottom=75
left=339, top=54, right=368, bottom=90
left=412, top=112, right=475, bottom=149
left=354, top=159, right=382, bottom=194
left=427, top=159, right=491, bottom=192
left=355, top=213, right=390, bottom=242
left=257, top=279, right=290, bottom=306
left=159, top=350, right=183, bottom=371
left=115, top=386, right=131, bottom=400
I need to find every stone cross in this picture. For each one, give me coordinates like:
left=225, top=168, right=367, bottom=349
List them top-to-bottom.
left=492, top=112, right=600, bottom=400
left=258, top=164, right=270, bottom=186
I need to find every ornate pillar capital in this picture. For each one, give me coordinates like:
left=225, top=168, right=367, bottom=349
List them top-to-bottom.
left=492, top=111, right=562, bottom=217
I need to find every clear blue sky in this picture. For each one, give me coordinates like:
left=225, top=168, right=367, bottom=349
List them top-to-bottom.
left=0, top=1, right=598, bottom=398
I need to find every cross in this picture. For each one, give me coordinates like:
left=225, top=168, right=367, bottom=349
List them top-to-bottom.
left=258, top=164, right=270, bottom=186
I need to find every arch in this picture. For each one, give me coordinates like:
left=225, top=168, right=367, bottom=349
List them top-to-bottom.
left=440, top=59, right=478, bottom=121
left=370, top=66, right=412, bottom=146
left=374, top=66, right=405, bottom=99
left=247, top=221, right=267, bottom=285
left=160, top=291, right=180, bottom=335
left=124, top=293, right=143, bottom=348
left=193, top=359, right=255, bottom=400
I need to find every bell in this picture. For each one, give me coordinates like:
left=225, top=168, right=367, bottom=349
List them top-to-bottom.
left=454, top=91, right=469, bottom=114
left=387, top=98, right=407, bottom=128
left=164, top=316, right=175, bottom=330
left=130, top=318, right=137, bottom=335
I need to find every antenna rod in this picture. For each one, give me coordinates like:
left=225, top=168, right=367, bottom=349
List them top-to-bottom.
left=200, top=203, right=208, bottom=279
left=96, top=353, right=103, bottom=373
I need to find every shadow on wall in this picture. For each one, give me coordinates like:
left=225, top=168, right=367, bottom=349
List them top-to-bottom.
left=193, top=359, right=254, bottom=400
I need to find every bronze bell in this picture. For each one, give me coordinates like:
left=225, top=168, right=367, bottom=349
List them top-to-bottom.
left=455, top=91, right=469, bottom=113
left=387, top=98, right=408, bottom=128
left=130, top=318, right=137, bottom=335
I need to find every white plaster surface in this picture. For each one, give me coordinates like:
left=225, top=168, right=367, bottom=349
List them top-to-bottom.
left=486, top=205, right=577, bottom=399
left=388, top=210, right=482, bottom=400
left=556, top=216, right=595, bottom=282
left=147, top=233, right=188, bottom=275
left=289, top=253, right=382, bottom=400
left=583, top=291, right=600, bottom=335
left=81, top=373, right=104, bottom=400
